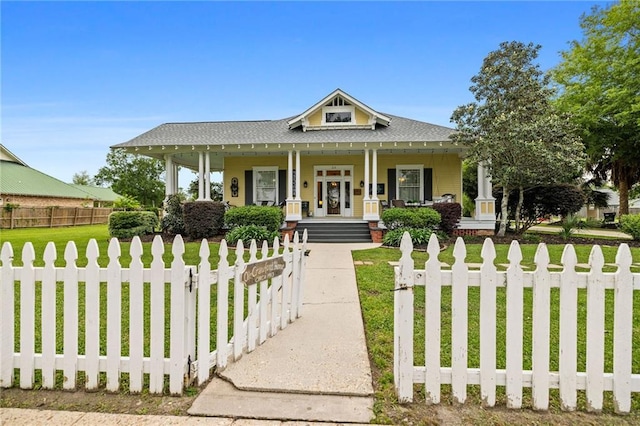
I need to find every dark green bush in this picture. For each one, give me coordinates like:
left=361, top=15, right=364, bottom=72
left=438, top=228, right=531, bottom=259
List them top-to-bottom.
left=161, top=194, right=185, bottom=236
left=183, top=201, right=226, bottom=239
left=432, top=202, right=462, bottom=235
left=224, top=206, right=284, bottom=232
left=381, top=207, right=440, bottom=230
left=108, top=211, right=158, bottom=239
left=620, top=214, right=640, bottom=240
left=225, top=225, right=279, bottom=246
left=382, top=228, right=434, bottom=247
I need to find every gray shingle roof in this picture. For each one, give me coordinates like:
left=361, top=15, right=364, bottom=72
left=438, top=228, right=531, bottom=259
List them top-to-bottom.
left=112, top=114, right=455, bottom=148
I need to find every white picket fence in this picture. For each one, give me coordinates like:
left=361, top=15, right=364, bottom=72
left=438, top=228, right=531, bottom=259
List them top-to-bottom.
left=0, top=231, right=307, bottom=395
left=394, top=232, right=640, bottom=413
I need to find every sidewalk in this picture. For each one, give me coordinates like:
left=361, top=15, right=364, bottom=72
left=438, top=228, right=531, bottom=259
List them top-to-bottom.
left=528, top=225, right=632, bottom=240
left=2, top=242, right=380, bottom=425
left=189, top=242, right=380, bottom=423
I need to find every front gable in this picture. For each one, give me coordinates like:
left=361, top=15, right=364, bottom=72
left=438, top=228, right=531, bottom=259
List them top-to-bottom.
left=287, top=89, right=391, bottom=131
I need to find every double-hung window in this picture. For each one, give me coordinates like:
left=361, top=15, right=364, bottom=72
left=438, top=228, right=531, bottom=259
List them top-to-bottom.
left=396, top=165, right=423, bottom=202
left=253, top=166, right=278, bottom=204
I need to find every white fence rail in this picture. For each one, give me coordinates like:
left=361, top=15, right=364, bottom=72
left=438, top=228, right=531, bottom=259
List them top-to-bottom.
left=0, top=231, right=307, bottom=395
left=394, top=232, right=640, bottom=413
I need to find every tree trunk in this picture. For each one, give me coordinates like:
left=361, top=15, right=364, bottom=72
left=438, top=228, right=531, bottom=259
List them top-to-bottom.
left=619, top=173, right=629, bottom=216
left=498, top=186, right=510, bottom=237
left=514, top=186, right=524, bottom=233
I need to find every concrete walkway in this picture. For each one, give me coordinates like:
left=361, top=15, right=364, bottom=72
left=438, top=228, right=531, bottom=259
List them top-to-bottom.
left=528, top=225, right=632, bottom=240
left=188, top=242, right=380, bottom=423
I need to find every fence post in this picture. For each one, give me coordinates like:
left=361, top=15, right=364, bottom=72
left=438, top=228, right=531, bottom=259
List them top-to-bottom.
left=394, top=231, right=414, bottom=403
left=424, top=233, right=442, bottom=404
left=169, top=235, right=186, bottom=395
left=149, top=236, right=166, bottom=394
left=128, top=237, right=144, bottom=393
left=451, top=237, right=469, bottom=404
left=106, top=238, right=122, bottom=392
left=479, top=238, right=497, bottom=407
left=197, top=239, right=211, bottom=385
left=216, top=240, right=231, bottom=370
left=233, top=240, right=246, bottom=361
left=63, top=241, right=79, bottom=390
left=505, top=241, right=524, bottom=408
left=0, top=243, right=14, bottom=387
left=19, top=243, right=36, bottom=389
left=42, top=243, right=58, bottom=389
left=532, top=243, right=551, bottom=410
left=559, top=244, right=578, bottom=411
left=613, top=244, right=633, bottom=413
left=586, top=245, right=605, bottom=412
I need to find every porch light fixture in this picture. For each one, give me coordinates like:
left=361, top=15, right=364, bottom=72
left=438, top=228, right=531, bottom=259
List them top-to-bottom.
left=303, top=181, right=308, bottom=188
left=360, top=181, right=364, bottom=188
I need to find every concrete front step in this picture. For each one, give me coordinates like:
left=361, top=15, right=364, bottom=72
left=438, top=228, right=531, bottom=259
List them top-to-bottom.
left=296, top=222, right=372, bottom=243
left=188, top=378, right=374, bottom=423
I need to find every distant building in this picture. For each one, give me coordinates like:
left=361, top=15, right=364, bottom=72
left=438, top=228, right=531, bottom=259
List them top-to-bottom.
left=0, top=144, right=120, bottom=208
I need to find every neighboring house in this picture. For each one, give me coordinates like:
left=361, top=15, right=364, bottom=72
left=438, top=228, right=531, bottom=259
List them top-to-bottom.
left=112, top=89, right=495, bottom=233
left=0, top=144, right=119, bottom=208
left=70, top=185, right=120, bottom=207
left=578, top=187, right=619, bottom=220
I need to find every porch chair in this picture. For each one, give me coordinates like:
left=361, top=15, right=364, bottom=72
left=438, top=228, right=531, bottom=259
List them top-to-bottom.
left=391, top=199, right=406, bottom=208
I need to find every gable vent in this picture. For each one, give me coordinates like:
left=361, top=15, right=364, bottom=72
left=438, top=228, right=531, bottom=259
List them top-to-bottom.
left=326, top=96, right=351, bottom=107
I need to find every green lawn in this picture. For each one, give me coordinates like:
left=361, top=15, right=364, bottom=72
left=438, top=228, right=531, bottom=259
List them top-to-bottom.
left=352, top=242, right=640, bottom=423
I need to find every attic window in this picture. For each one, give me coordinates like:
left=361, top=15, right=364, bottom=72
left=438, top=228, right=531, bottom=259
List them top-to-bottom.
left=322, top=105, right=355, bottom=126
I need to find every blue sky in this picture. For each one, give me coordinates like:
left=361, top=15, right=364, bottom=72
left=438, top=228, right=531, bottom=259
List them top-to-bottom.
left=2, top=1, right=606, bottom=184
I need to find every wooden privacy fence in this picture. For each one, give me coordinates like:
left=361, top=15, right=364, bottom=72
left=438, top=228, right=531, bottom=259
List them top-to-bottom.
left=0, top=207, right=113, bottom=229
left=0, top=231, right=307, bottom=395
left=394, top=232, right=640, bottom=413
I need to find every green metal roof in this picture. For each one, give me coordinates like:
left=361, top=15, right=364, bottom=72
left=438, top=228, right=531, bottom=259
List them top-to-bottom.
left=0, top=160, right=93, bottom=199
left=71, top=184, right=121, bottom=202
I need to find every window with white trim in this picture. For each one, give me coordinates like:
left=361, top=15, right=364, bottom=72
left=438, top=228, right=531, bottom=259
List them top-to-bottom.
left=322, top=106, right=355, bottom=125
left=396, top=165, right=423, bottom=202
left=253, top=166, right=278, bottom=204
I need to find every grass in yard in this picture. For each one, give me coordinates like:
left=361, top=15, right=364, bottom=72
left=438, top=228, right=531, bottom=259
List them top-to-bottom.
left=353, top=242, right=640, bottom=424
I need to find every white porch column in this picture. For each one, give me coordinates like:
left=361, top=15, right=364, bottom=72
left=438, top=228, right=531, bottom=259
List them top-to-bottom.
left=363, top=148, right=379, bottom=221
left=364, top=149, right=370, bottom=200
left=372, top=149, right=378, bottom=201
left=286, top=150, right=301, bottom=221
left=287, top=150, right=293, bottom=199
left=295, top=150, right=301, bottom=201
left=197, top=151, right=205, bottom=200
left=205, top=152, right=211, bottom=200
left=164, top=154, right=174, bottom=198
left=474, top=161, right=495, bottom=221
left=173, top=163, right=179, bottom=194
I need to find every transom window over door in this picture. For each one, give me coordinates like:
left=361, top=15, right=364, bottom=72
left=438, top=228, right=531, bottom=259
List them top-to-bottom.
left=397, top=165, right=423, bottom=202
left=253, top=166, right=278, bottom=204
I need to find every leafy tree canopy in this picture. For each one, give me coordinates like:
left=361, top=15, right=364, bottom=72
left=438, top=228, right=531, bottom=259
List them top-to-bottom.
left=551, top=0, right=640, bottom=214
left=451, top=41, right=586, bottom=235
left=94, top=150, right=165, bottom=208
left=72, top=170, right=92, bottom=186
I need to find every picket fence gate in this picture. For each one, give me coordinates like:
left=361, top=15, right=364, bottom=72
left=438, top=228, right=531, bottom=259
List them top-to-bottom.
left=0, top=231, right=307, bottom=395
left=394, top=232, right=640, bottom=413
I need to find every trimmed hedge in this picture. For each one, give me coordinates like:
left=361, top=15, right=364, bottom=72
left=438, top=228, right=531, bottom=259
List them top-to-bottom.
left=183, top=201, right=226, bottom=239
left=431, top=202, right=462, bottom=235
left=224, top=206, right=284, bottom=232
left=381, top=207, right=440, bottom=231
left=108, top=211, right=158, bottom=239
left=225, top=225, right=279, bottom=246
left=382, top=227, right=435, bottom=247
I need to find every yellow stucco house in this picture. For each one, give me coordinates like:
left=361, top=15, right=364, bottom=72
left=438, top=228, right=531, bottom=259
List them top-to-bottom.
left=112, top=89, right=495, bottom=236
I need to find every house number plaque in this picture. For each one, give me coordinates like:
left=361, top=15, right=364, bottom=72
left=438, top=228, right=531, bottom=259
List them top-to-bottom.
left=242, top=257, right=286, bottom=286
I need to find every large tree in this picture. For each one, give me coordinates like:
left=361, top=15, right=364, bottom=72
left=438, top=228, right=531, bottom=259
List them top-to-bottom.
left=551, top=0, right=640, bottom=215
left=451, top=41, right=586, bottom=236
left=94, top=150, right=165, bottom=208
left=72, top=170, right=92, bottom=186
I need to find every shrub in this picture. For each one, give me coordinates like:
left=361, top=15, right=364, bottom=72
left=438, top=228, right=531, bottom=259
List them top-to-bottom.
left=462, top=193, right=475, bottom=217
left=161, top=194, right=185, bottom=236
left=113, top=195, right=141, bottom=211
left=182, top=201, right=226, bottom=239
left=432, top=203, right=462, bottom=235
left=224, top=206, right=284, bottom=232
left=381, top=207, right=440, bottom=231
left=108, top=211, right=158, bottom=239
left=559, top=213, right=581, bottom=240
left=619, top=214, right=640, bottom=240
left=225, top=225, right=279, bottom=246
left=382, top=227, right=434, bottom=247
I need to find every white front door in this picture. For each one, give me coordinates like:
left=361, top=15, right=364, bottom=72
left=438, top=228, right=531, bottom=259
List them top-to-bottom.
left=314, top=166, right=353, bottom=217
